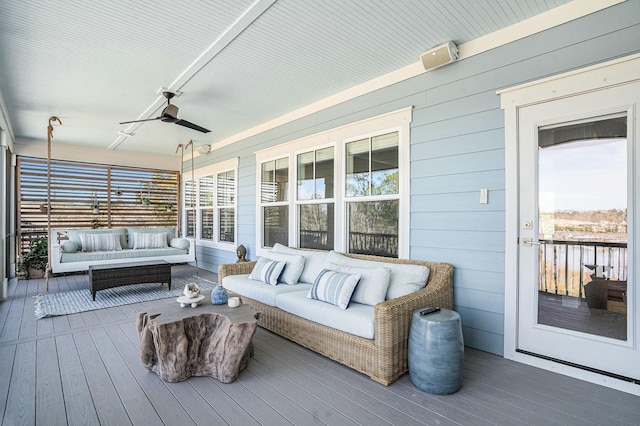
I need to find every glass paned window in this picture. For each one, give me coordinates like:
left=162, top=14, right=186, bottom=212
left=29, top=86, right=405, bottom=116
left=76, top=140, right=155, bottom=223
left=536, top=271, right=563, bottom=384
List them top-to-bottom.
left=256, top=109, right=409, bottom=257
left=346, top=132, right=398, bottom=197
left=371, top=132, right=399, bottom=195
left=345, top=138, right=369, bottom=197
left=297, top=147, right=334, bottom=200
left=297, top=147, right=335, bottom=250
left=315, top=147, right=334, bottom=199
left=297, top=151, right=315, bottom=201
left=261, top=157, right=289, bottom=248
left=261, top=159, right=288, bottom=202
left=183, top=161, right=237, bottom=246
left=217, top=170, right=235, bottom=243
left=217, top=170, right=235, bottom=205
left=198, top=175, right=214, bottom=241
left=199, top=175, right=214, bottom=206
left=184, top=179, right=196, bottom=208
left=184, top=179, right=196, bottom=237
left=347, top=200, right=398, bottom=257
left=299, top=203, right=334, bottom=250
left=264, top=205, right=288, bottom=247
left=219, top=208, right=235, bottom=242
left=185, top=209, right=196, bottom=238
left=201, top=209, right=214, bottom=240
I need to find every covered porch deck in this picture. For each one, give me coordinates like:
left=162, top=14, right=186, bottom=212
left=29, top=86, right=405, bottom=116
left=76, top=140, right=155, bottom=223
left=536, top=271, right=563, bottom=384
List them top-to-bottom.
left=1, top=266, right=639, bottom=425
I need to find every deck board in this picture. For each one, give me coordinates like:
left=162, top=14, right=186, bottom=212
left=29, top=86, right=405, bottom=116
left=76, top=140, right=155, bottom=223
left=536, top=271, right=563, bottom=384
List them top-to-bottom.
left=1, top=265, right=639, bottom=425
left=103, top=324, right=198, bottom=426
left=73, top=330, right=133, bottom=426
left=55, top=334, right=100, bottom=426
left=35, top=338, right=66, bottom=426
left=4, top=341, right=36, bottom=426
left=0, top=345, right=16, bottom=424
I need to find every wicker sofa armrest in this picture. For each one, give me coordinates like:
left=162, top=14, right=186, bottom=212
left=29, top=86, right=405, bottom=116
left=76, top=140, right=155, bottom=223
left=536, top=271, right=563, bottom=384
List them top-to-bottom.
left=218, top=261, right=257, bottom=284
left=374, top=262, right=454, bottom=347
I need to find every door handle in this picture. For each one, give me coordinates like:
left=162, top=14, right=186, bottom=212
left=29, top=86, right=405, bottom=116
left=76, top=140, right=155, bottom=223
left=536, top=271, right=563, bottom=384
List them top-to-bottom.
left=522, top=238, right=541, bottom=246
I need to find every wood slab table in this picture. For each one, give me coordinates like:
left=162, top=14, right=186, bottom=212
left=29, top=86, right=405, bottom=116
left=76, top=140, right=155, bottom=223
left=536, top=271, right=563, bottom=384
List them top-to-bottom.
left=136, top=292, right=259, bottom=383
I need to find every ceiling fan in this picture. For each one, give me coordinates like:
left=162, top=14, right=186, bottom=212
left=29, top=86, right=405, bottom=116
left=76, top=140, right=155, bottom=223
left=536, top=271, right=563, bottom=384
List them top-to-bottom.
left=120, top=91, right=211, bottom=133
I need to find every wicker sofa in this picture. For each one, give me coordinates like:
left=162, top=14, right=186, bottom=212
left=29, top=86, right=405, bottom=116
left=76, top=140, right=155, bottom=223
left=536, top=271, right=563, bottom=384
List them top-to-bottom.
left=218, top=247, right=453, bottom=386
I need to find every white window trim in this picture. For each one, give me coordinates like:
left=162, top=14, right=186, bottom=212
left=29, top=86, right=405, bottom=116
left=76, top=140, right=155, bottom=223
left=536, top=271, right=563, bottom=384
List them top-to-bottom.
left=255, top=107, right=412, bottom=257
left=183, top=157, right=238, bottom=251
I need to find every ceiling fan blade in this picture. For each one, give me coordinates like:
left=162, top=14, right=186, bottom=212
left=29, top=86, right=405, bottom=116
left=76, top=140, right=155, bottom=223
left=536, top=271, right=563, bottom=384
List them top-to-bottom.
left=119, top=117, right=161, bottom=125
left=175, top=119, right=211, bottom=133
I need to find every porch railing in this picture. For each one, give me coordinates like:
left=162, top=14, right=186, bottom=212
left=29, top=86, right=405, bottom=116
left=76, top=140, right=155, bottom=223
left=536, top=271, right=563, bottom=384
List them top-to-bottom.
left=299, top=230, right=398, bottom=257
left=538, top=239, right=627, bottom=299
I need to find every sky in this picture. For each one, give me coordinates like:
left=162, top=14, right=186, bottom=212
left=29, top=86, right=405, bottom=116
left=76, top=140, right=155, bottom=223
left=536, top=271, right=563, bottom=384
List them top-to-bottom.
left=538, top=137, right=627, bottom=212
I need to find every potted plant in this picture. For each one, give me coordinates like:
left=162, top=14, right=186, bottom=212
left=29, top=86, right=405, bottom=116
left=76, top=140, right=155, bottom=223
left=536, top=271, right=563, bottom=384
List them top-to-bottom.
left=18, top=236, right=48, bottom=279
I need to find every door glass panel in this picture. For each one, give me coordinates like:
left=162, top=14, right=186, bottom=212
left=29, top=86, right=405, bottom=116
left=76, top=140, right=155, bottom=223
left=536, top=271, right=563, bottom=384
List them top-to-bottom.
left=537, top=115, right=628, bottom=340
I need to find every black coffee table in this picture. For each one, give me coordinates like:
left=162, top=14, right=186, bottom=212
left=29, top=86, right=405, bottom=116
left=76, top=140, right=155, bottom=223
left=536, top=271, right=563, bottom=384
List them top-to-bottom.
left=88, top=260, right=171, bottom=300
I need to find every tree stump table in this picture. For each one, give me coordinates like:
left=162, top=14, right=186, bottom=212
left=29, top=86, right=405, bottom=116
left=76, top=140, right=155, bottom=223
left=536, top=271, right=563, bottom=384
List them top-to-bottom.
left=136, top=293, right=259, bottom=383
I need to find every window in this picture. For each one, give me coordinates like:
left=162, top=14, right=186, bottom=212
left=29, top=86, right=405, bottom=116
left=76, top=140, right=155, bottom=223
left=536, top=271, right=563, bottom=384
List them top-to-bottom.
left=255, top=108, right=410, bottom=257
left=345, top=132, right=399, bottom=256
left=297, top=147, right=334, bottom=250
left=183, top=158, right=237, bottom=249
left=260, top=158, right=289, bottom=247
left=217, top=170, right=235, bottom=243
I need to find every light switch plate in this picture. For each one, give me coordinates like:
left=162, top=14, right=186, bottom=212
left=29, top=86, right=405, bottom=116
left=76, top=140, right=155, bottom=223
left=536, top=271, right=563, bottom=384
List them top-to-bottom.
left=480, top=188, right=488, bottom=204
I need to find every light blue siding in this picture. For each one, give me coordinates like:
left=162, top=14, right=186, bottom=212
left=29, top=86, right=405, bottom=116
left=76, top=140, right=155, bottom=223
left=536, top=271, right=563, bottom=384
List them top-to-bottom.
left=189, top=1, right=640, bottom=356
left=411, top=128, right=505, bottom=160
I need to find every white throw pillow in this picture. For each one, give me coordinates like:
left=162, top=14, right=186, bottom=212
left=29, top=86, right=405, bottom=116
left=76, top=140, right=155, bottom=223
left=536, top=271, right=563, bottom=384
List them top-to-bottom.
left=133, top=232, right=168, bottom=249
left=79, top=233, right=123, bottom=252
left=169, top=237, right=190, bottom=250
left=61, top=241, right=79, bottom=253
left=272, top=243, right=328, bottom=284
left=262, top=251, right=305, bottom=284
left=326, top=251, right=430, bottom=299
left=249, top=257, right=286, bottom=285
left=324, top=261, right=390, bottom=306
left=307, top=269, right=361, bottom=309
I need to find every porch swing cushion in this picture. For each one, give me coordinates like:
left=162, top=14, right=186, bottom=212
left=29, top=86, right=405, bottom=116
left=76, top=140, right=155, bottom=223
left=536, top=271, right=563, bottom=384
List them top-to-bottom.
left=51, top=227, right=195, bottom=273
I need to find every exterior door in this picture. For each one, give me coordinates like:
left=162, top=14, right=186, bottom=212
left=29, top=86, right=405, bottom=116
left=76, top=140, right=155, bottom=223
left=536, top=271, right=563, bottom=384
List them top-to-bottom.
left=517, top=82, right=639, bottom=381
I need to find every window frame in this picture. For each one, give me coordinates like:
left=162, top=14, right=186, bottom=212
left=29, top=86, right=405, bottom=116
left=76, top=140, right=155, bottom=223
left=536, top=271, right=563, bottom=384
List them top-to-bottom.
left=255, top=108, right=411, bottom=257
left=183, top=157, right=238, bottom=251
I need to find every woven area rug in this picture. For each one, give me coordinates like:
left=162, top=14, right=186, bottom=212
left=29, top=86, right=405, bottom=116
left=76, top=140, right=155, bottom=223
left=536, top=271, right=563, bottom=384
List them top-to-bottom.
left=34, top=275, right=217, bottom=319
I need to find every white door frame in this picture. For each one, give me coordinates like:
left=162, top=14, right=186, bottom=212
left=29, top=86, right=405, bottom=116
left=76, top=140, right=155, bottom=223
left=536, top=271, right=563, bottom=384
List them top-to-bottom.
left=500, top=53, right=640, bottom=395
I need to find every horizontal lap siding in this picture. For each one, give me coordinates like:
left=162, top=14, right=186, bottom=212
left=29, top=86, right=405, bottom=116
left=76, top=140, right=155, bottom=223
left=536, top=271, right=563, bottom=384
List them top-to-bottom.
left=192, top=1, right=640, bottom=355
left=410, top=1, right=640, bottom=355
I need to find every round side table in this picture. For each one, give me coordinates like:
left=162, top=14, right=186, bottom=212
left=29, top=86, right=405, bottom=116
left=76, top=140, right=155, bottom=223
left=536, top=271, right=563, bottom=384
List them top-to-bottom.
left=408, top=307, right=464, bottom=394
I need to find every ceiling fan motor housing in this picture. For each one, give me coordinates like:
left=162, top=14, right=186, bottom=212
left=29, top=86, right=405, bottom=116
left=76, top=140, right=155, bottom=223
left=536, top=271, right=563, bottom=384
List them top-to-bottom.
left=161, top=104, right=179, bottom=122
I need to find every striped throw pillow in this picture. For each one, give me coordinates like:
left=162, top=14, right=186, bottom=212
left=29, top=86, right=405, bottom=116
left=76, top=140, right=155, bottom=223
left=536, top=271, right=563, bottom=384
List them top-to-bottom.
left=133, top=232, right=168, bottom=249
left=79, top=233, right=123, bottom=252
left=249, top=257, right=286, bottom=285
left=308, top=269, right=361, bottom=309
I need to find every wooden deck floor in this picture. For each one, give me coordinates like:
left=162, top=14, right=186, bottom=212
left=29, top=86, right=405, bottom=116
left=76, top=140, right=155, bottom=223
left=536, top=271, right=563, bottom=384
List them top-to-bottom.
left=1, top=265, right=640, bottom=425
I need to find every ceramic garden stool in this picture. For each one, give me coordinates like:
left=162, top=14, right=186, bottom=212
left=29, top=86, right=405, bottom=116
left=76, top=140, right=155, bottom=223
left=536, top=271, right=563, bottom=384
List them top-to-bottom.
left=408, top=307, right=464, bottom=394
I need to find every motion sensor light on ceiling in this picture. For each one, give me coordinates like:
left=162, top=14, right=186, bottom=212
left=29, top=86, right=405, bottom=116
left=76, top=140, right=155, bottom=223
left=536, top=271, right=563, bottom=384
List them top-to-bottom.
left=421, top=41, right=459, bottom=71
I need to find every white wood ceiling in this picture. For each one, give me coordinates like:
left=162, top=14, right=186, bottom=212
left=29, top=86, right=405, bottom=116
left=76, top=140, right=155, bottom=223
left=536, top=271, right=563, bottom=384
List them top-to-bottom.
left=0, top=0, right=571, bottom=156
